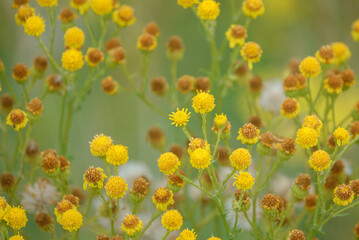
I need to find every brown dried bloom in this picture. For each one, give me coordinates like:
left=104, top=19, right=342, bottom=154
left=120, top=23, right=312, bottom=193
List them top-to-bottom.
left=59, top=8, right=76, bottom=23
left=144, top=22, right=160, bottom=37
left=139, top=33, right=155, bottom=48
left=167, top=36, right=184, bottom=53
left=106, top=38, right=122, bottom=52
left=318, top=45, right=334, bottom=63
left=109, top=47, right=126, bottom=64
left=87, top=48, right=104, bottom=66
left=33, top=56, right=48, bottom=73
left=287, top=58, right=300, bottom=74
left=234, top=62, right=249, bottom=77
left=12, top=63, right=30, bottom=82
left=341, top=69, right=355, bottom=86
left=295, top=73, right=307, bottom=89
left=46, top=74, right=64, bottom=91
left=327, top=74, right=343, bottom=90
left=177, top=75, right=195, bottom=94
left=249, top=75, right=263, bottom=93
left=283, top=75, right=297, bottom=91
left=102, top=76, right=118, bottom=95
left=195, top=76, right=211, bottom=92
left=151, top=77, right=168, bottom=96
left=1, top=94, right=14, bottom=112
left=26, top=98, right=44, bottom=116
left=281, top=98, right=299, bottom=114
left=9, top=109, right=26, bottom=125
left=248, top=115, right=262, bottom=128
left=350, top=121, right=359, bottom=138
left=241, top=123, right=259, bottom=139
left=146, top=126, right=166, bottom=150
left=260, top=132, right=275, bottom=147
left=327, top=134, right=336, bottom=149
left=188, top=137, right=207, bottom=152
left=278, top=137, right=296, bottom=155
left=26, top=139, right=39, bottom=158
left=169, top=144, right=184, bottom=159
left=216, top=146, right=230, bottom=166
left=42, top=149, right=60, bottom=173
left=58, top=155, right=71, bottom=171
left=331, top=160, right=344, bottom=175
left=84, top=166, right=102, bottom=183
left=168, top=169, right=185, bottom=187
left=1, top=172, right=16, bottom=190
left=295, top=174, right=311, bottom=191
left=324, top=175, right=339, bottom=191
left=130, top=176, right=150, bottom=199
left=349, top=179, right=359, bottom=196
left=335, top=184, right=353, bottom=201
left=153, top=187, right=172, bottom=203
left=71, top=188, right=86, bottom=204
left=234, top=190, right=249, bottom=204
left=260, top=193, right=280, bottom=210
left=304, top=194, right=317, bottom=210
left=63, top=195, right=79, bottom=206
left=277, top=196, right=287, bottom=213
left=55, top=199, right=74, bottom=214
left=35, top=213, right=54, bottom=232
left=122, top=214, right=141, bottom=229
left=354, top=222, right=359, bottom=238
left=287, top=229, right=305, bottom=240
left=96, top=234, right=109, bottom=240
left=109, top=236, right=123, bottom=240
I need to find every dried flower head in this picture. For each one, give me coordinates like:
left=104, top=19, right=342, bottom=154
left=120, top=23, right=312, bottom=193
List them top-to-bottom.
left=59, top=8, right=76, bottom=23
left=144, top=22, right=160, bottom=37
left=137, top=33, right=157, bottom=51
left=167, top=36, right=184, bottom=53
left=315, top=45, right=334, bottom=64
left=85, top=48, right=104, bottom=67
left=33, top=56, right=47, bottom=73
left=12, top=63, right=30, bottom=82
left=341, top=69, right=355, bottom=87
left=46, top=74, right=64, bottom=91
left=324, top=74, right=343, bottom=94
left=177, top=75, right=195, bottom=94
left=102, top=76, right=119, bottom=95
left=196, top=76, right=211, bottom=92
left=249, top=76, right=263, bottom=93
left=151, top=77, right=168, bottom=96
left=0, top=94, right=14, bottom=112
left=26, top=98, right=44, bottom=116
left=281, top=98, right=300, bottom=119
left=6, top=109, right=29, bottom=131
left=237, top=123, right=260, bottom=145
left=169, top=144, right=185, bottom=160
left=42, top=149, right=60, bottom=173
left=83, top=166, right=107, bottom=190
left=168, top=169, right=186, bottom=187
left=1, top=172, right=15, bottom=190
left=295, top=174, right=311, bottom=191
left=130, top=176, right=150, bottom=199
left=349, top=179, right=359, bottom=196
left=333, top=184, right=354, bottom=206
left=152, top=187, right=174, bottom=211
left=260, top=193, right=280, bottom=210
left=304, top=194, right=317, bottom=210
left=35, top=213, right=54, bottom=232
left=121, top=214, right=143, bottom=236
left=287, top=229, right=305, bottom=240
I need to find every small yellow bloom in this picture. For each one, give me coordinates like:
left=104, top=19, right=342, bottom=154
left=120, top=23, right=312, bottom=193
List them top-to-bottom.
left=37, top=0, right=57, bottom=7
left=70, top=0, right=90, bottom=14
left=91, top=0, right=113, bottom=15
left=177, top=0, right=198, bottom=9
left=197, top=0, right=220, bottom=20
left=242, top=0, right=265, bottom=19
left=15, top=5, right=35, bottom=26
left=112, top=5, right=136, bottom=27
left=24, top=15, right=45, bottom=37
left=352, top=19, right=359, bottom=42
left=225, top=25, right=247, bottom=48
left=64, top=27, right=85, bottom=49
left=137, top=33, right=157, bottom=52
left=240, top=41, right=262, bottom=70
left=331, top=42, right=351, bottom=64
left=315, top=45, right=335, bottom=64
left=85, top=48, right=104, bottom=67
left=61, top=49, right=84, bottom=72
left=299, top=56, right=321, bottom=78
left=323, top=75, right=343, bottom=94
left=101, top=76, right=118, bottom=95
left=192, top=91, right=215, bottom=114
left=280, top=98, right=300, bottom=119
left=169, top=108, right=191, bottom=127
left=6, top=109, right=29, bottom=131
left=214, top=113, right=227, bottom=128
left=302, top=115, right=322, bottom=136
left=237, top=123, right=260, bottom=145
left=295, top=127, right=318, bottom=149
left=333, top=127, right=350, bottom=146
left=89, top=134, right=113, bottom=157
left=188, top=138, right=210, bottom=154
left=106, top=144, right=128, bottom=166
left=189, top=148, right=211, bottom=169
left=230, top=148, right=251, bottom=170
left=308, top=150, right=332, bottom=172
left=158, top=152, right=181, bottom=175
left=83, top=166, right=107, bottom=190
left=233, top=171, right=255, bottom=190
left=105, top=176, right=128, bottom=199
left=333, top=184, right=354, bottom=206
left=152, top=187, right=174, bottom=211
left=0, top=197, right=10, bottom=221
left=54, top=199, right=75, bottom=223
left=4, top=206, right=28, bottom=230
left=60, top=209, right=83, bottom=232
left=161, top=210, right=183, bottom=231
left=121, top=214, right=143, bottom=236
left=177, top=229, right=197, bottom=240
left=9, top=235, right=24, bottom=240
left=207, top=237, right=222, bottom=240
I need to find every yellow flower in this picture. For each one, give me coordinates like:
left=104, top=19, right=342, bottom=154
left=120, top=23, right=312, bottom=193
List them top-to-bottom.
left=37, top=0, right=57, bottom=7
left=70, top=0, right=90, bottom=14
left=91, top=0, right=113, bottom=15
left=177, top=0, right=198, bottom=9
left=197, top=0, right=220, bottom=20
left=242, top=0, right=265, bottom=19
left=15, top=5, right=35, bottom=26
left=112, top=5, right=136, bottom=27
left=24, top=15, right=45, bottom=37
left=352, top=19, right=359, bottom=42
left=225, top=25, right=247, bottom=48
left=64, top=27, right=85, bottom=49
left=137, top=33, right=157, bottom=52
left=240, top=41, right=262, bottom=70
left=331, top=42, right=351, bottom=64
left=315, top=45, right=335, bottom=64
left=85, top=48, right=104, bottom=67
left=61, top=49, right=84, bottom=72
left=299, top=56, right=321, bottom=78
left=323, top=75, right=343, bottom=94
left=102, top=76, right=119, bottom=95
left=192, top=91, right=215, bottom=114
left=280, top=98, right=300, bottom=119
left=169, top=108, right=191, bottom=127
left=6, top=109, right=29, bottom=131
left=214, top=113, right=227, bottom=128
left=302, top=115, right=322, bottom=136
left=237, top=123, right=260, bottom=145
left=295, top=127, right=318, bottom=149
left=333, top=127, right=350, bottom=146
left=89, top=134, right=113, bottom=157
left=188, top=138, right=210, bottom=154
left=106, top=144, right=128, bottom=166
left=189, top=148, right=211, bottom=169
left=229, top=148, right=251, bottom=170
left=308, top=150, right=332, bottom=172
left=158, top=152, right=181, bottom=175
left=83, top=166, right=107, bottom=190
left=233, top=171, right=255, bottom=190
left=105, top=176, right=128, bottom=199
left=333, top=184, right=354, bottom=206
left=152, top=187, right=174, bottom=211
left=0, top=197, right=10, bottom=221
left=54, top=199, right=76, bottom=223
left=4, top=206, right=28, bottom=230
left=60, top=209, right=83, bottom=232
left=161, top=210, right=183, bottom=231
left=121, top=214, right=143, bottom=236
left=177, top=229, right=197, bottom=240
left=9, top=235, right=24, bottom=240
left=207, top=237, right=221, bottom=240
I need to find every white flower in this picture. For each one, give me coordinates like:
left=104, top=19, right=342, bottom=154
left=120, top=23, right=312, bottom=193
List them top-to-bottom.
left=259, top=80, right=286, bottom=114
left=21, top=178, right=59, bottom=214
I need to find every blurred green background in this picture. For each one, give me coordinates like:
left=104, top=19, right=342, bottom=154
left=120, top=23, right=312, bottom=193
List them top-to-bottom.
left=1, top=0, right=359, bottom=239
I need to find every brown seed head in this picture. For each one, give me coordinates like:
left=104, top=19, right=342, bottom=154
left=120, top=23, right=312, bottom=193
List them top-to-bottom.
left=13, top=0, right=29, bottom=7
left=73, top=0, right=87, bottom=4
left=59, top=8, right=76, bottom=23
left=144, top=22, right=159, bottom=36
left=231, top=25, right=246, bottom=38
left=140, top=33, right=154, bottom=48
left=167, top=36, right=184, bottom=53
left=106, top=38, right=122, bottom=52
left=319, top=45, right=334, bottom=61
left=109, top=47, right=126, bottom=63
left=88, top=48, right=104, bottom=65
left=33, top=56, right=48, bottom=72
left=287, top=58, right=300, bottom=74
left=234, top=62, right=249, bottom=77
left=12, top=63, right=29, bottom=81
left=341, top=69, right=355, bottom=86
left=294, top=73, right=307, bottom=88
left=46, top=74, right=63, bottom=91
left=177, top=75, right=195, bottom=94
left=283, top=75, right=297, bottom=91
left=327, top=75, right=343, bottom=89
left=101, top=76, right=118, bottom=94
left=195, top=76, right=210, bottom=92
left=249, top=76, right=263, bottom=92
left=151, top=77, right=168, bottom=96
left=0, top=94, right=14, bottom=111
left=26, top=98, right=44, bottom=116
left=282, top=98, right=298, bottom=113
left=10, top=110, right=25, bottom=124
left=248, top=115, right=262, bottom=128
left=350, top=121, right=359, bottom=137
left=241, top=123, right=258, bottom=139
left=147, top=126, right=165, bottom=146
left=260, top=132, right=275, bottom=147
left=327, top=134, right=336, bottom=149
left=188, top=137, right=207, bottom=152
left=279, top=137, right=296, bottom=154
left=26, top=139, right=39, bottom=158
left=169, top=144, right=184, bottom=159
left=216, top=146, right=230, bottom=165
left=42, top=150, right=59, bottom=173
left=58, top=155, right=71, bottom=170
left=331, top=160, right=344, bottom=175
left=84, top=166, right=102, bottom=183
left=168, top=169, right=185, bottom=186
left=0, top=172, right=16, bottom=189
left=295, top=174, right=311, bottom=191
left=325, top=175, right=338, bottom=190
left=130, top=176, right=150, bottom=198
left=349, top=179, right=359, bottom=196
left=335, top=184, right=353, bottom=200
left=153, top=187, right=172, bottom=203
left=71, top=188, right=86, bottom=204
left=234, top=190, right=249, bottom=204
left=260, top=193, right=280, bottom=210
left=63, top=194, right=79, bottom=206
left=304, top=194, right=318, bottom=210
left=277, top=196, right=287, bottom=212
left=56, top=199, right=73, bottom=214
left=35, top=213, right=54, bottom=232
left=122, top=214, right=140, bottom=229
left=354, top=222, right=359, bottom=238
left=288, top=229, right=305, bottom=240
left=96, top=234, right=109, bottom=240
left=109, top=236, right=123, bottom=240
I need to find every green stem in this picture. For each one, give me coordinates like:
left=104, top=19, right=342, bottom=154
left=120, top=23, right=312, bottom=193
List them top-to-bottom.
left=84, top=13, right=96, bottom=46
left=37, top=37, right=62, bottom=73
left=140, top=53, right=151, bottom=94
left=170, top=60, right=178, bottom=106
left=0, top=72, right=17, bottom=101
left=201, top=114, right=207, bottom=141
left=182, top=126, right=192, bottom=140
left=99, top=192, right=115, bottom=236
left=139, top=210, right=162, bottom=238
left=162, top=230, right=170, bottom=240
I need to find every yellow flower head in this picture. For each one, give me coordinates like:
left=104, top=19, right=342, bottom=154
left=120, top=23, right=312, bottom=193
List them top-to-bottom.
left=12, top=0, right=29, bottom=8
left=37, top=0, right=57, bottom=7
left=70, top=0, right=91, bottom=14
left=91, top=0, right=113, bottom=15
left=177, top=0, right=198, bottom=9
left=197, top=0, right=220, bottom=20
left=242, top=0, right=264, bottom=19
left=15, top=5, right=35, bottom=26
left=112, top=5, right=136, bottom=27
left=24, top=15, right=45, bottom=37
left=352, top=19, right=359, bottom=42
left=225, top=25, right=247, bottom=48
left=64, top=27, right=85, bottom=49
left=137, top=33, right=157, bottom=52
left=240, top=41, right=262, bottom=70
left=331, top=42, right=351, bottom=64
left=315, top=45, right=335, bottom=64
left=85, top=48, right=104, bottom=67
left=61, top=49, right=84, bottom=72
left=299, top=56, right=321, bottom=78
left=323, top=75, right=343, bottom=95
left=102, top=76, right=119, bottom=95
left=192, top=91, right=215, bottom=114
left=280, top=98, right=300, bottom=119
left=169, top=108, right=191, bottom=127
left=6, top=109, right=29, bottom=131
left=214, top=113, right=227, bottom=128
left=302, top=115, right=322, bottom=136
left=237, top=123, right=260, bottom=145
left=295, top=127, right=318, bottom=149
left=333, top=127, right=350, bottom=146
left=89, top=134, right=113, bottom=157
left=188, top=138, right=210, bottom=154
left=106, top=144, right=128, bottom=166
left=189, top=148, right=211, bottom=169
left=229, top=148, right=251, bottom=170
left=308, top=150, right=332, bottom=172
left=158, top=152, right=181, bottom=175
left=83, top=166, right=107, bottom=190
left=233, top=171, right=255, bottom=190
left=105, top=176, right=128, bottom=199
left=333, top=184, right=354, bottom=206
left=152, top=187, right=174, bottom=211
left=0, top=197, right=10, bottom=221
left=54, top=199, right=75, bottom=223
left=4, top=206, right=28, bottom=230
left=60, top=209, right=83, bottom=232
left=161, top=209, right=183, bottom=231
left=121, top=214, right=143, bottom=236
left=177, top=229, right=197, bottom=240
left=9, top=235, right=24, bottom=240
left=207, top=237, right=222, bottom=240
